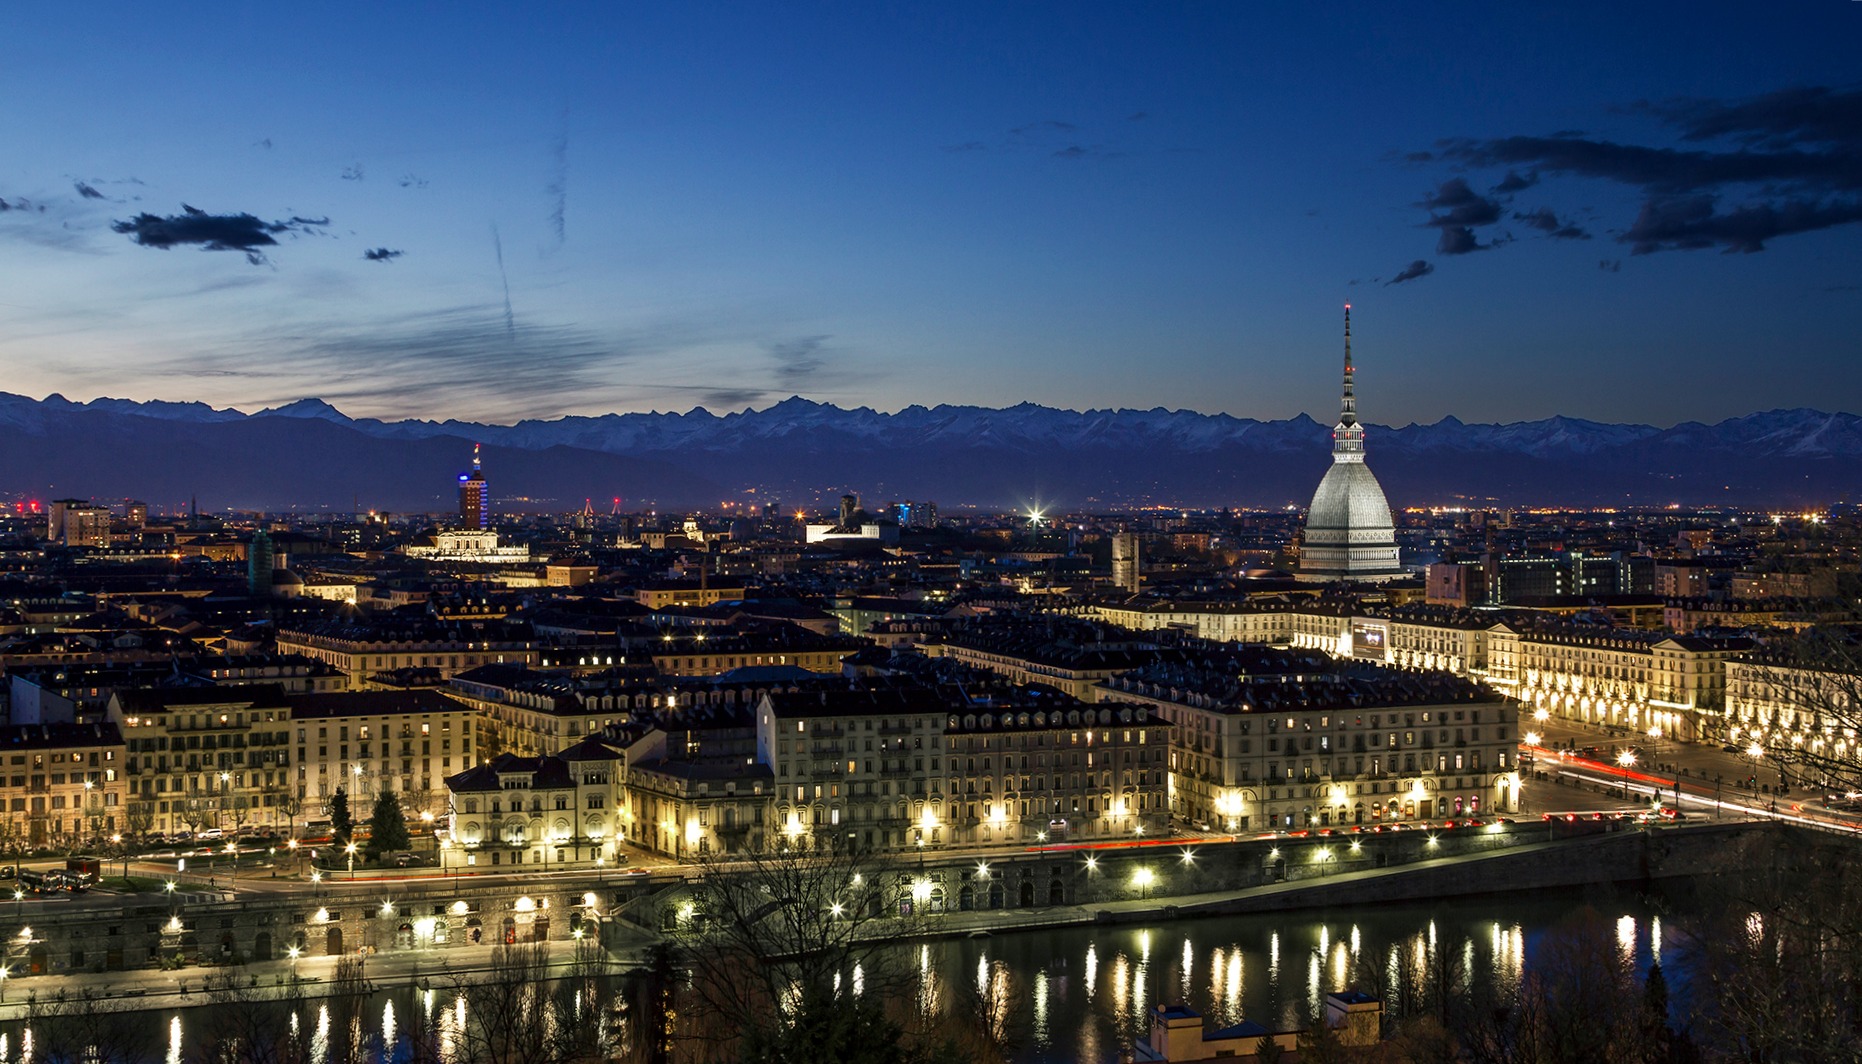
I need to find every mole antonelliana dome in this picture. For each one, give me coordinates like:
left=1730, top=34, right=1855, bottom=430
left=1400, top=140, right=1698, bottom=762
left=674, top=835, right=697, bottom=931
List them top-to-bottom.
left=1296, top=307, right=1405, bottom=583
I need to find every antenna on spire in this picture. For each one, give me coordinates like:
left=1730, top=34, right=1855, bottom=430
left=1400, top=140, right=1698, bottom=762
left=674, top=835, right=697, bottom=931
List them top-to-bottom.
left=1340, top=304, right=1357, bottom=428
left=472, top=442, right=482, bottom=473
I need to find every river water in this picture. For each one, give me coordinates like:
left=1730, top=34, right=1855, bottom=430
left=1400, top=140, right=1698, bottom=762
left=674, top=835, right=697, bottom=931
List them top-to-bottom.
left=0, top=888, right=1667, bottom=1064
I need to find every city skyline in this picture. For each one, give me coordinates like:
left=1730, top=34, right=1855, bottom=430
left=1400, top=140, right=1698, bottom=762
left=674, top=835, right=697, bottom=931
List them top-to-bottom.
left=3, top=3, right=1860, bottom=428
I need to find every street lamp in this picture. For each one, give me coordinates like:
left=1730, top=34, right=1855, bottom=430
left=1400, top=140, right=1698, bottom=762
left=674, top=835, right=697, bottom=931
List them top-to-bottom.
left=1617, top=750, right=1637, bottom=801
left=218, top=773, right=232, bottom=832
left=225, top=841, right=238, bottom=893
left=345, top=842, right=358, bottom=880
left=1132, top=866, right=1155, bottom=901
left=287, top=945, right=301, bottom=982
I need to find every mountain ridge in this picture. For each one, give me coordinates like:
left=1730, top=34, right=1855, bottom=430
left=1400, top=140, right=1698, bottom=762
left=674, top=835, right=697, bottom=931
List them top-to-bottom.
left=0, top=393, right=1856, bottom=510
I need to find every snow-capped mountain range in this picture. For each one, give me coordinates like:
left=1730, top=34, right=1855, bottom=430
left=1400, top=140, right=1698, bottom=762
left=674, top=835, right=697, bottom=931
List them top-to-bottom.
left=1, top=392, right=1857, bottom=511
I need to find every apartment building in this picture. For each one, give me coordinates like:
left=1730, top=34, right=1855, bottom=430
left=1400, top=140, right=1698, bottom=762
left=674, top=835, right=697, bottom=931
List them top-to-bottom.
left=1099, top=645, right=1518, bottom=831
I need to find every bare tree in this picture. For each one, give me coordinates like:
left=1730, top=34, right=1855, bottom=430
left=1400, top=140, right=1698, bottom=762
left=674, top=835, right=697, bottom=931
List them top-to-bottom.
left=1737, top=626, right=1862, bottom=793
left=279, top=787, right=303, bottom=836
left=1685, top=827, right=1862, bottom=1062
left=668, top=847, right=964, bottom=1063
left=440, top=941, right=613, bottom=1064
left=22, top=988, right=158, bottom=1064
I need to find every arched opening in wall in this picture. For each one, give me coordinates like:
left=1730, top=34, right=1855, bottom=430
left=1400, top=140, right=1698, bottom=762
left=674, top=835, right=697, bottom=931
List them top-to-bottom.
left=1453, top=796, right=1465, bottom=817
left=1354, top=803, right=1366, bottom=824
left=1048, top=878, right=1065, bottom=906
left=1019, top=881, right=1034, bottom=907
left=988, top=882, right=1004, bottom=909
left=959, top=885, right=975, bottom=911
left=530, top=916, right=550, bottom=942
left=502, top=917, right=517, bottom=945
left=466, top=918, right=483, bottom=944
left=396, top=923, right=414, bottom=950
left=325, top=927, right=343, bottom=956
left=254, top=931, right=273, bottom=961
left=293, top=931, right=308, bottom=953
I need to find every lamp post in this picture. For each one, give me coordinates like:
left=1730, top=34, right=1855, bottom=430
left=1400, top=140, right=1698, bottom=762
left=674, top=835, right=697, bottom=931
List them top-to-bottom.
left=1617, top=750, right=1637, bottom=802
left=218, top=773, right=232, bottom=834
left=225, top=842, right=238, bottom=894
left=345, top=842, right=358, bottom=881
left=287, top=945, right=300, bottom=983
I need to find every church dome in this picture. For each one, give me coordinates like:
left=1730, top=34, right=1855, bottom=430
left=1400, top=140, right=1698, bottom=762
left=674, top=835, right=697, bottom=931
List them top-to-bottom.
left=1305, top=462, right=1394, bottom=536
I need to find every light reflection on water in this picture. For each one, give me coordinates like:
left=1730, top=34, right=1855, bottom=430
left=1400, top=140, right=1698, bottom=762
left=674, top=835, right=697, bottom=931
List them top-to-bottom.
left=0, top=897, right=1663, bottom=1064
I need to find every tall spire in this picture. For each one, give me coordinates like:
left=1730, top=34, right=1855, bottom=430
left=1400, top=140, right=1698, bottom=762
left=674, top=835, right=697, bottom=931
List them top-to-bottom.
left=1340, top=303, right=1357, bottom=428
left=1331, top=304, right=1365, bottom=461
left=472, top=442, right=482, bottom=474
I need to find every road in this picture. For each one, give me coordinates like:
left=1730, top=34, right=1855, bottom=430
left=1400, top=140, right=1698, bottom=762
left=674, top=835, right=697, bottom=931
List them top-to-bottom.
left=1518, top=710, right=1862, bottom=836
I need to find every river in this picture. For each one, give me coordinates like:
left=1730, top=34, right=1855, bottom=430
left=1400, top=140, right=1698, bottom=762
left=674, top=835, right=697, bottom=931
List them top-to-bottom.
left=0, top=887, right=1668, bottom=1063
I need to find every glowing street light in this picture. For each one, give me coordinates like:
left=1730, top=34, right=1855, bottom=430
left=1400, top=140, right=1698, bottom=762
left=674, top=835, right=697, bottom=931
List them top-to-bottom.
left=1524, top=732, right=1541, bottom=748
left=1617, top=749, right=1637, bottom=799
left=345, top=841, right=359, bottom=880
left=1132, top=866, right=1156, bottom=900
left=287, top=945, right=301, bottom=981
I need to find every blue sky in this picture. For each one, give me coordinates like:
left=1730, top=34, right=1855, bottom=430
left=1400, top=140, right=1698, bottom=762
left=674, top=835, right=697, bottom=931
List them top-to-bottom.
left=2, top=2, right=1859, bottom=426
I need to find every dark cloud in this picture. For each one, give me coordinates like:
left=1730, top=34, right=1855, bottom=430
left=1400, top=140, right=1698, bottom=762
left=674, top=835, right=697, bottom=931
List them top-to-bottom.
left=1424, top=85, right=1862, bottom=255
left=1650, top=85, right=1862, bottom=151
left=546, top=114, right=568, bottom=251
left=1012, top=120, right=1078, bottom=137
left=255, top=138, right=273, bottom=150
left=1052, top=144, right=1123, bottom=160
left=341, top=164, right=364, bottom=181
left=1492, top=170, right=1538, bottom=194
left=398, top=174, right=429, bottom=189
left=1418, top=178, right=1504, bottom=254
left=1421, top=178, right=1503, bottom=227
left=73, top=181, right=104, bottom=200
left=1624, top=193, right=1862, bottom=254
left=0, top=197, right=10, bottom=212
left=109, top=204, right=329, bottom=265
left=1514, top=207, right=1590, bottom=239
left=491, top=226, right=515, bottom=338
left=1435, top=226, right=1486, bottom=255
left=363, top=247, right=403, bottom=262
left=1387, top=259, right=1434, bottom=285
left=1599, top=260, right=1622, bottom=272
left=205, top=304, right=646, bottom=421
left=771, top=335, right=829, bottom=384
left=701, top=388, right=768, bottom=408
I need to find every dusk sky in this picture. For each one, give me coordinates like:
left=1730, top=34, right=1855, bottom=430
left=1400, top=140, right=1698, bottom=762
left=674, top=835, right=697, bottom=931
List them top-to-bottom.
left=3, top=3, right=1859, bottom=427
